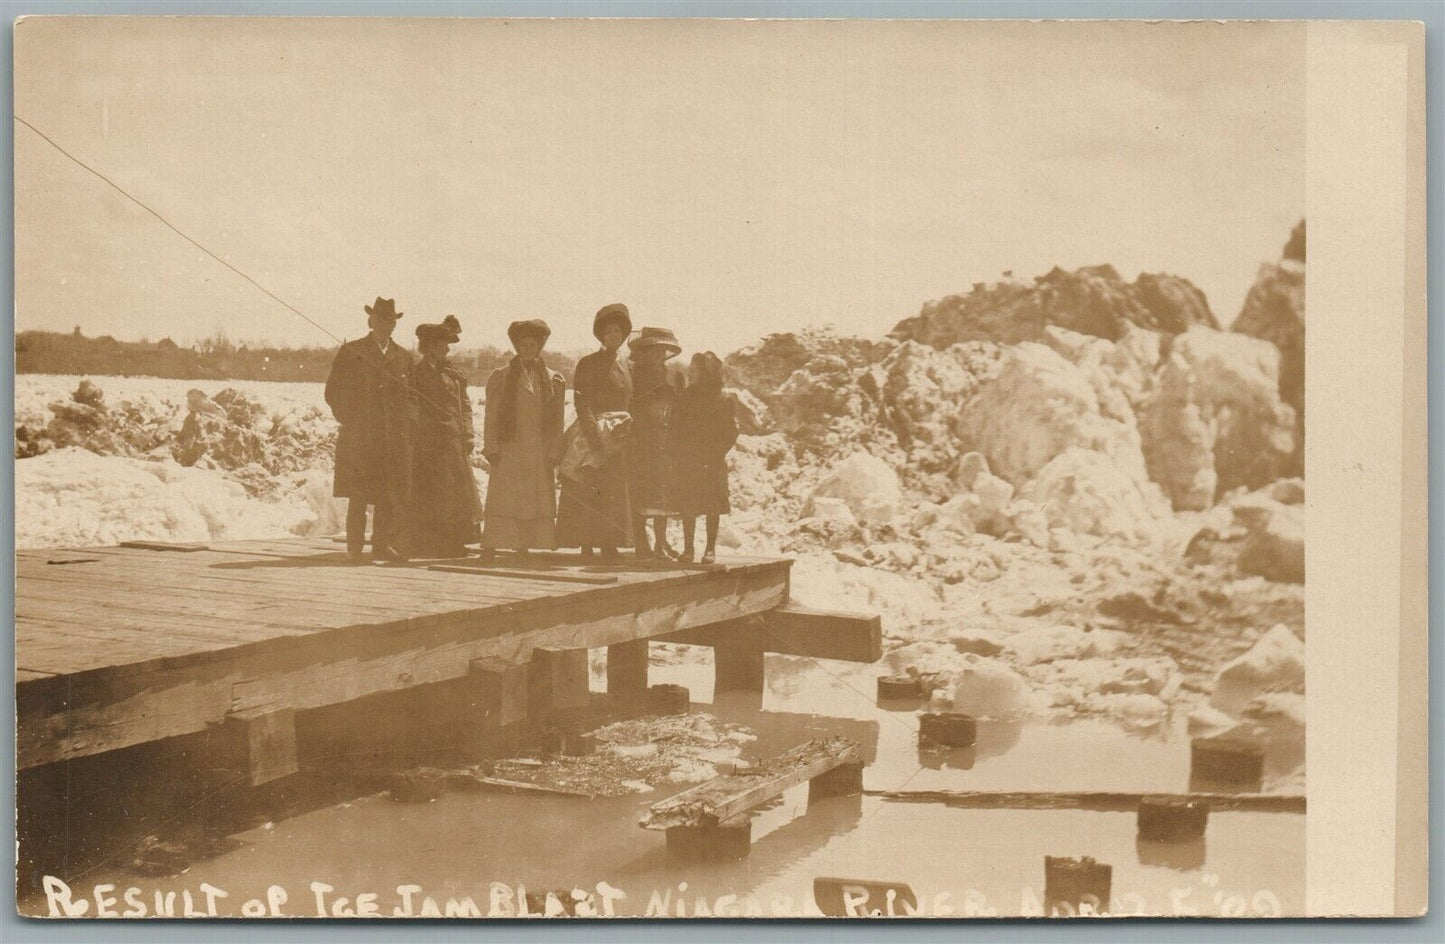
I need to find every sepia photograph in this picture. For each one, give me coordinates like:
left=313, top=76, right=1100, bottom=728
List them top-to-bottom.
left=8, top=13, right=1428, bottom=921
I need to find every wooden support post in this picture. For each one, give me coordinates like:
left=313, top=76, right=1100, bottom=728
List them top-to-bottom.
left=714, top=617, right=765, bottom=692
left=606, top=639, right=650, bottom=694
left=528, top=646, right=591, bottom=716
left=469, top=658, right=529, bottom=728
left=224, top=707, right=297, bottom=786
left=808, top=760, right=864, bottom=804
left=1043, top=856, right=1112, bottom=916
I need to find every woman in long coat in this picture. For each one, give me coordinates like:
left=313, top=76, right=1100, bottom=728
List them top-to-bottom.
left=556, top=303, right=634, bottom=560
left=409, top=315, right=483, bottom=558
left=480, top=319, right=566, bottom=557
left=627, top=327, right=687, bottom=559
left=668, top=352, right=739, bottom=563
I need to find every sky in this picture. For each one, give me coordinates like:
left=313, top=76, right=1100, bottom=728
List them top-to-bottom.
left=15, top=17, right=1305, bottom=357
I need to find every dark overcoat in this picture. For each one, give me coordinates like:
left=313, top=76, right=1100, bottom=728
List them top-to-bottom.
left=324, top=337, right=415, bottom=507
left=556, top=349, right=634, bottom=548
left=410, top=356, right=483, bottom=550
left=628, top=361, right=687, bottom=516
left=668, top=388, right=740, bottom=515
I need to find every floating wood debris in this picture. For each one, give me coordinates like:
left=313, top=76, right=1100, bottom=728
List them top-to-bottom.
left=641, top=737, right=861, bottom=829
left=444, top=771, right=593, bottom=799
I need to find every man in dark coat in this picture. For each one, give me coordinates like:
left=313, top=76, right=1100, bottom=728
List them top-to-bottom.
left=325, top=296, right=416, bottom=562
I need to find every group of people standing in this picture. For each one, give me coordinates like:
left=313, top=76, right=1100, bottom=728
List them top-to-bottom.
left=324, top=297, right=738, bottom=565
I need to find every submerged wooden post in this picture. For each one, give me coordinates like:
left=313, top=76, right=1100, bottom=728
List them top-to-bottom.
left=714, top=617, right=765, bottom=692
left=606, top=639, right=650, bottom=694
left=808, top=760, right=864, bottom=804
left=665, top=817, right=752, bottom=861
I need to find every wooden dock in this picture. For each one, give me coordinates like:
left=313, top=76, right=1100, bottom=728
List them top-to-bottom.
left=15, top=537, right=881, bottom=782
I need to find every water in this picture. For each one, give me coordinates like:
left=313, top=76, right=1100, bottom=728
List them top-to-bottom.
left=20, top=652, right=1304, bottom=918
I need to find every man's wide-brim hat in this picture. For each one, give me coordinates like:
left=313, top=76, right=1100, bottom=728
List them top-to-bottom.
left=365, top=296, right=403, bottom=320
left=593, top=303, right=632, bottom=341
left=417, top=314, right=462, bottom=345
left=508, top=319, right=552, bottom=346
left=628, top=326, right=682, bottom=358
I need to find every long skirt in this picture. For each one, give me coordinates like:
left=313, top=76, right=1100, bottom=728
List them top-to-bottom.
left=555, top=452, right=634, bottom=548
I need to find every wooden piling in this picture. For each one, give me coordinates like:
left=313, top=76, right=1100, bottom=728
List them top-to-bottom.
left=713, top=618, right=766, bottom=692
left=606, top=639, right=650, bottom=694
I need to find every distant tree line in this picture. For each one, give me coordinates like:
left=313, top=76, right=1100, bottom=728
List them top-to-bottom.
left=15, top=329, right=581, bottom=385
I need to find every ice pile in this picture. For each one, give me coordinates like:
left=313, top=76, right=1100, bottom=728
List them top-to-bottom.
left=15, top=447, right=321, bottom=547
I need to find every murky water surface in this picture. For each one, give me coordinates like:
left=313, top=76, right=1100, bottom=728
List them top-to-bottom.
left=21, top=653, right=1303, bottom=918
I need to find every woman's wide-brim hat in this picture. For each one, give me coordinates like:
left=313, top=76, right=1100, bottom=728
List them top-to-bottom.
left=365, top=296, right=403, bottom=320
left=593, top=303, right=632, bottom=341
left=417, top=314, right=462, bottom=345
left=507, top=319, right=552, bottom=346
left=628, top=326, right=682, bottom=358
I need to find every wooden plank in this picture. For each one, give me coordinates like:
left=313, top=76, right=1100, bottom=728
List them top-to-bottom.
left=118, top=541, right=209, bottom=552
left=16, top=557, right=788, bottom=679
left=18, top=563, right=789, bottom=768
left=18, top=564, right=535, bottom=614
left=429, top=564, right=619, bottom=585
left=662, top=605, right=882, bottom=664
left=763, top=606, right=883, bottom=663
left=16, top=668, right=56, bottom=683
left=640, top=737, right=860, bottom=830
left=864, top=790, right=1307, bottom=814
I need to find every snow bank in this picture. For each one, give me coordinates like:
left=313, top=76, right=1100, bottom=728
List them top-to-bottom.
left=15, top=447, right=321, bottom=547
left=789, top=551, right=942, bottom=628
left=1000, top=624, right=1125, bottom=664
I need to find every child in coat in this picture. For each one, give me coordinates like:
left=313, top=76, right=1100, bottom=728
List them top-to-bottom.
left=667, top=352, right=738, bottom=563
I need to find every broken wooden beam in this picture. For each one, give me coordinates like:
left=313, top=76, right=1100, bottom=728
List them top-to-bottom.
left=640, top=736, right=861, bottom=831
left=862, top=789, right=1305, bottom=814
